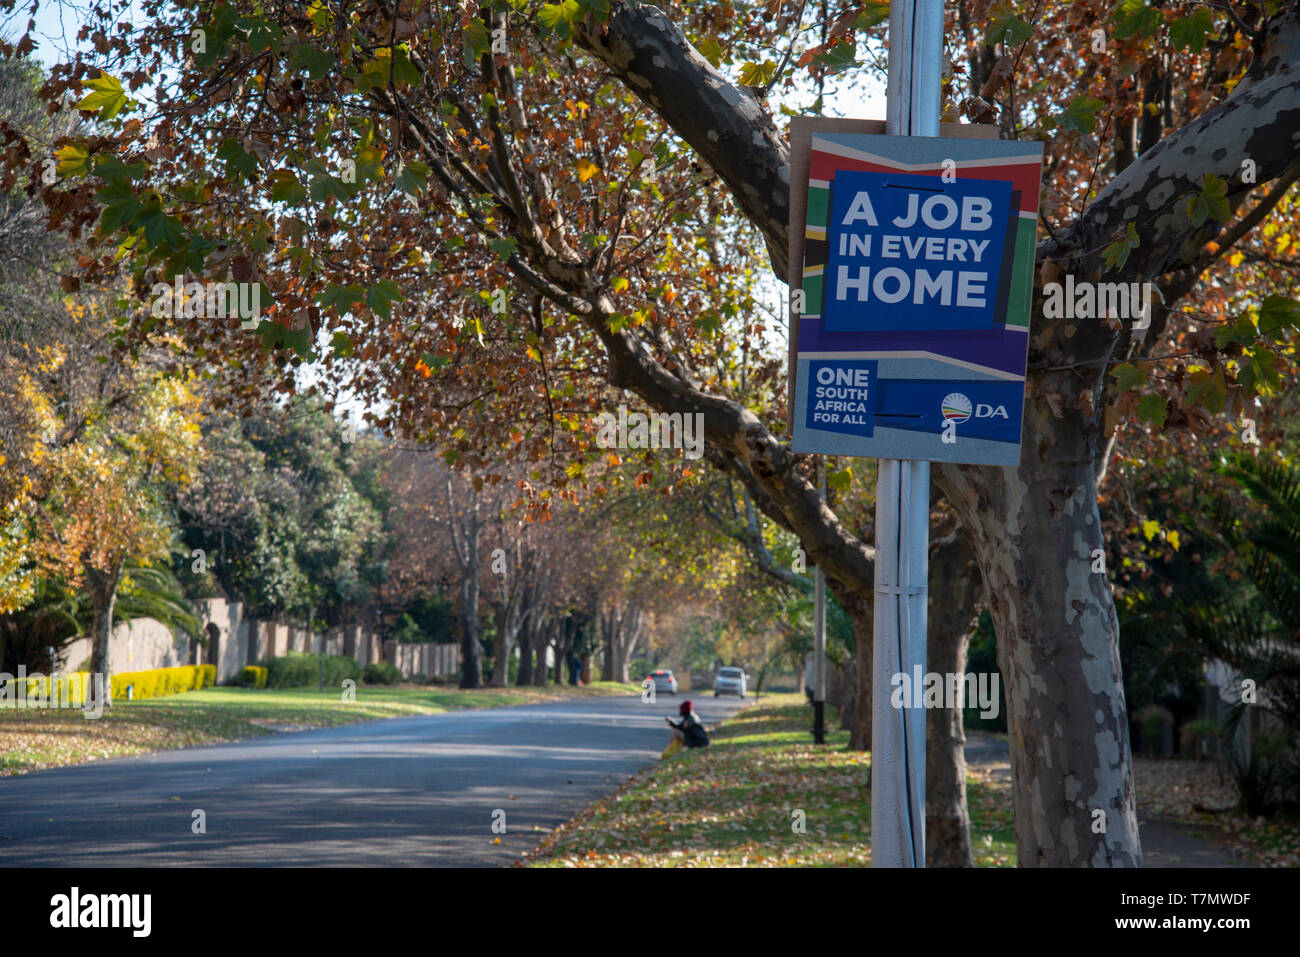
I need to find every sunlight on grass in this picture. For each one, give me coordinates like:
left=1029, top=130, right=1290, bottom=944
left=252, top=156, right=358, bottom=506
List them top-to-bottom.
left=528, top=693, right=1018, bottom=868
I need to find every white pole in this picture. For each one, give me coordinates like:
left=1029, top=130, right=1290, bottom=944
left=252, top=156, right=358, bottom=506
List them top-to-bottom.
left=872, top=0, right=941, bottom=868
left=814, top=463, right=827, bottom=744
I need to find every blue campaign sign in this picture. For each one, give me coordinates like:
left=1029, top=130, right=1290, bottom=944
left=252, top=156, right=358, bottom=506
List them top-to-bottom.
left=789, top=126, right=1044, bottom=467
left=823, top=170, right=1012, bottom=333
left=805, top=359, right=878, bottom=437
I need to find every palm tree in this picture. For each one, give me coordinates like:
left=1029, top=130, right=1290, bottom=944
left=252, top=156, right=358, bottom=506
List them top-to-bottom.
left=1180, top=453, right=1300, bottom=812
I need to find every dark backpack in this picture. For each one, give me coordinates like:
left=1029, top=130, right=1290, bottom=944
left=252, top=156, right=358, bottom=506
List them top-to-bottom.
left=685, top=717, right=709, bottom=748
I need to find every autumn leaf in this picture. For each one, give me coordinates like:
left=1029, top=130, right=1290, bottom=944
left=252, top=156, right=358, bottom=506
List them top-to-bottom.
left=78, top=72, right=129, bottom=121
left=576, top=159, right=599, bottom=182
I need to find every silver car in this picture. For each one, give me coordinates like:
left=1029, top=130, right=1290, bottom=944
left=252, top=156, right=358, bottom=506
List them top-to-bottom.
left=714, top=666, right=748, bottom=698
left=648, top=669, right=678, bottom=694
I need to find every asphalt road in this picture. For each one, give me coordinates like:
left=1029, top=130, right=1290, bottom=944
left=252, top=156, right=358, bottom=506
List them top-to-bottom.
left=0, top=692, right=749, bottom=867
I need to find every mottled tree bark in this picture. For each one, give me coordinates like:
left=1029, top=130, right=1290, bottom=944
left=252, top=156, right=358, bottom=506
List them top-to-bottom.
left=925, top=528, right=981, bottom=868
left=85, top=558, right=123, bottom=707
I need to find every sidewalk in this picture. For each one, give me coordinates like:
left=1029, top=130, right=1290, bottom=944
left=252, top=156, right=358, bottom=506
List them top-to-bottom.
left=963, top=730, right=1246, bottom=867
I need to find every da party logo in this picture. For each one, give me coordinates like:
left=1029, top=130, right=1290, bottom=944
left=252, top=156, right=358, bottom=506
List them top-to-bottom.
left=940, top=393, right=972, bottom=424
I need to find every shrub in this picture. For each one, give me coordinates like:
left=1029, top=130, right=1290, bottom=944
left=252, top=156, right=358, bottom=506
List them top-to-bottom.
left=264, top=653, right=361, bottom=689
left=362, top=661, right=401, bottom=685
left=109, top=665, right=213, bottom=701
left=238, top=665, right=269, bottom=689
left=0, top=672, right=93, bottom=706
left=409, top=673, right=428, bottom=685
left=1136, top=704, right=1173, bottom=757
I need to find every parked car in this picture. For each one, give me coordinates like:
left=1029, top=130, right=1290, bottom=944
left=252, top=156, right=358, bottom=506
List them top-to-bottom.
left=714, top=666, right=748, bottom=698
left=648, top=669, right=678, bottom=695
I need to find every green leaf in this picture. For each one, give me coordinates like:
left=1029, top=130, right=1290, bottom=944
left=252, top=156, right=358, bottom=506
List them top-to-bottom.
left=538, top=0, right=582, bottom=38
left=1111, top=0, right=1162, bottom=39
left=857, top=1, right=891, bottom=29
left=988, top=7, right=1033, bottom=46
left=1169, top=10, right=1214, bottom=52
left=235, top=16, right=283, bottom=53
left=463, top=19, right=490, bottom=60
left=695, top=36, right=724, bottom=68
left=809, top=42, right=859, bottom=77
left=289, top=44, right=336, bottom=79
left=358, top=46, right=421, bottom=93
left=737, top=59, right=777, bottom=86
left=78, top=72, right=129, bottom=121
left=1059, top=95, right=1105, bottom=134
left=216, top=138, right=259, bottom=179
left=396, top=159, right=430, bottom=200
left=267, top=169, right=307, bottom=205
left=1187, top=172, right=1230, bottom=227
left=309, top=173, right=353, bottom=204
left=95, top=174, right=142, bottom=236
left=136, top=202, right=186, bottom=251
left=1103, top=221, right=1141, bottom=271
left=488, top=237, right=518, bottom=262
left=365, top=279, right=404, bottom=319
left=317, top=284, right=366, bottom=313
left=1256, top=295, right=1300, bottom=340
left=1214, top=313, right=1258, bottom=349
left=256, top=320, right=312, bottom=358
left=331, top=331, right=354, bottom=356
left=1238, top=346, right=1282, bottom=395
left=421, top=351, right=450, bottom=373
left=1112, top=363, right=1148, bottom=391
left=1185, top=370, right=1226, bottom=413
left=1136, top=394, right=1167, bottom=427
left=827, top=468, right=852, bottom=493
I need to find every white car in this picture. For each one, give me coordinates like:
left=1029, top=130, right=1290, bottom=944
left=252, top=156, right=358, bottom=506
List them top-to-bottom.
left=714, top=666, right=748, bottom=698
left=648, top=669, right=678, bottom=694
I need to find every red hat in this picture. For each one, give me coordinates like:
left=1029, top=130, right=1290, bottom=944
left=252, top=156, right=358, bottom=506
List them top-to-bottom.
left=679, top=700, right=693, bottom=715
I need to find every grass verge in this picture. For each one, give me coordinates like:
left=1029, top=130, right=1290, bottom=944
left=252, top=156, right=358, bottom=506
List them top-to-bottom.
left=0, top=681, right=641, bottom=777
left=525, top=693, right=1017, bottom=867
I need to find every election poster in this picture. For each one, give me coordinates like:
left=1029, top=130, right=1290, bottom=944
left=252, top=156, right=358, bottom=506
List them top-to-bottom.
left=787, top=119, right=1044, bottom=467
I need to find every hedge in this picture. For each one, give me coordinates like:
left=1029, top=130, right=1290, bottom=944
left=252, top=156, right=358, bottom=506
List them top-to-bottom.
left=263, top=653, right=361, bottom=689
left=362, top=661, right=401, bottom=685
left=111, top=664, right=215, bottom=700
left=1, top=665, right=215, bottom=705
left=238, top=665, right=269, bottom=689
left=0, top=672, right=94, bottom=707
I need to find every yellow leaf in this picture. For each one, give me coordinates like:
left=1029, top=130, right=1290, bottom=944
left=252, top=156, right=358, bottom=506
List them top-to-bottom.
left=576, top=159, right=599, bottom=182
left=611, top=277, right=628, bottom=293
left=1142, top=519, right=1159, bottom=541
left=1167, top=530, right=1180, bottom=551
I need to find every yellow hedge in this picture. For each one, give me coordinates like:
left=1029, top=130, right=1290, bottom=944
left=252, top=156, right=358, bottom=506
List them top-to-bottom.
left=110, top=664, right=215, bottom=701
left=2, top=665, right=215, bottom=705
left=239, top=665, right=268, bottom=689
left=3, top=672, right=93, bottom=707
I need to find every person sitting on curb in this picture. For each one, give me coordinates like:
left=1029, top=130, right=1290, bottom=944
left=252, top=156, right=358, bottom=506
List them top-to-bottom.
left=661, top=699, right=709, bottom=758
